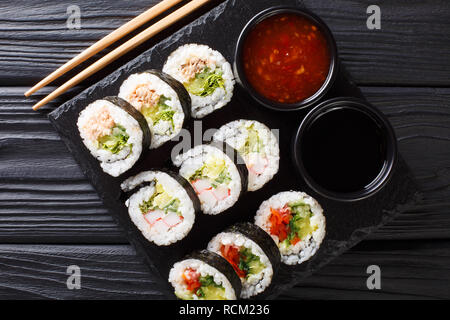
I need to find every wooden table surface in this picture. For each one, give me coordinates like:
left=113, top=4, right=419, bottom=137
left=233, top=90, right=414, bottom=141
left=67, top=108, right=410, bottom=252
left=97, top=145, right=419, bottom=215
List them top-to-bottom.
left=1, top=0, right=449, bottom=299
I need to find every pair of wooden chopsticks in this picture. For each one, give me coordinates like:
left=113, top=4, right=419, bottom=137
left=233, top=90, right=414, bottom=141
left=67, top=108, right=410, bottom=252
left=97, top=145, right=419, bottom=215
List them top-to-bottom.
left=27, top=0, right=211, bottom=110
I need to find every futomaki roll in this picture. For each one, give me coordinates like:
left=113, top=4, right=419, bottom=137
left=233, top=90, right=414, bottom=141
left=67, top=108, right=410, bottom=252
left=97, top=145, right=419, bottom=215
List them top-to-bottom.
left=162, top=44, right=234, bottom=119
left=118, top=70, right=190, bottom=149
left=77, top=97, right=151, bottom=177
left=213, top=119, right=280, bottom=191
left=173, top=143, right=247, bottom=215
left=121, top=170, right=199, bottom=246
left=255, top=191, right=326, bottom=265
left=207, top=222, right=280, bottom=298
left=169, top=250, right=241, bottom=300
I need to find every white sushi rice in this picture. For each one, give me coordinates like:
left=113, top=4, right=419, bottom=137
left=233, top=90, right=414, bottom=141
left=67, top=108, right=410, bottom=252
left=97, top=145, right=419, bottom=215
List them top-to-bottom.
left=162, top=44, right=234, bottom=119
left=118, top=72, right=185, bottom=149
left=77, top=99, right=143, bottom=177
left=213, top=120, right=280, bottom=191
left=173, top=144, right=242, bottom=215
left=121, top=171, right=196, bottom=246
left=255, top=191, right=326, bottom=265
left=207, top=232, right=273, bottom=299
left=169, top=258, right=236, bottom=300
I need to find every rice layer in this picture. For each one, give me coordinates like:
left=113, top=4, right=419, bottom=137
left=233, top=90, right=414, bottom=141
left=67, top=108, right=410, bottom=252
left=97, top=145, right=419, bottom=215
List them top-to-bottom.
left=255, top=191, right=326, bottom=265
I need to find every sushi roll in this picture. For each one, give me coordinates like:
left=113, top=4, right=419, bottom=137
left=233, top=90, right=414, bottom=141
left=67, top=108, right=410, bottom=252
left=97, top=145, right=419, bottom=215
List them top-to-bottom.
left=162, top=44, right=234, bottom=119
left=118, top=70, right=190, bottom=149
left=77, top=96, right=151, bottom=177
left=213, top=119, right=280, bottom=191
left=173, top=142, right=248, bottom=215
left=121, top=170, right=200, bottom=246
left=255, top=191, right=326, bottom=265
left=207, top=222, right=280, bottom=298
left=169, top=250, right=241, bottom=300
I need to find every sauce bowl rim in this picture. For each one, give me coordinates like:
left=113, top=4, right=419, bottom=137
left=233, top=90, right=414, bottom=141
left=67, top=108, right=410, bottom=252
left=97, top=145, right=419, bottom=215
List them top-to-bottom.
left=292, top=97, right=398, bottom=202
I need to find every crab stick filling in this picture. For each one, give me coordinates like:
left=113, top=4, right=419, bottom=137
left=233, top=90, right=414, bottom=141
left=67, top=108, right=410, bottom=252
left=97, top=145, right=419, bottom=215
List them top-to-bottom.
left=245, top=152, right=269, bottom=176
left=188, top=156, right=232, bottom=207
left=139, top=182, right=184, bottom=231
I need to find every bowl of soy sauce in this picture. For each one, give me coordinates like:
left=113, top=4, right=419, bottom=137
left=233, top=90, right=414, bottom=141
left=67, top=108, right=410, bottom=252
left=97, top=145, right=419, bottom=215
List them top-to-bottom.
left=293, top=97, right=397, bottom=202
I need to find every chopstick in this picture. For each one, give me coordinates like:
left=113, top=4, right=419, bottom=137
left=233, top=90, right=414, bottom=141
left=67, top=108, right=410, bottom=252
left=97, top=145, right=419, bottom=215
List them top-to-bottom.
left=25, top=0, right=185, bottom=97
left=32, top=0, right=211, bottom=110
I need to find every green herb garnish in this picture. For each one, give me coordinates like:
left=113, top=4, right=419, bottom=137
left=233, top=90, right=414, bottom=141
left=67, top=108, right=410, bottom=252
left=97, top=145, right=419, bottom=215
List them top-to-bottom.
left=187, top=157, right=231, bottom=189
left=189, top=167, right=205, bottom=182
left=214, top=170, right=231, bottom=185
left=139, top=183, right=181, bottom=215
left=162, top=198, right=181, bottom=214
left=282, top=202, right=315, bottom=246
left=238, top=247, right=265, bottom=278
left=199, top=275, right=221, bottom=287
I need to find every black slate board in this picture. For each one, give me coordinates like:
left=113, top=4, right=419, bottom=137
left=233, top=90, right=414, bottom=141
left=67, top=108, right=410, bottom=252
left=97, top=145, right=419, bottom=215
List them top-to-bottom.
left=49, top=0, right=419, bottom=299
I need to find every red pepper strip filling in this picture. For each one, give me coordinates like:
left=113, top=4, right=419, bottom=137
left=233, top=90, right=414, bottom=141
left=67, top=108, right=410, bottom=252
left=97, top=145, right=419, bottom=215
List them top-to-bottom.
left=269, top=206, right=300, bottom=245
left=220, top=244, right=246, bottom=278
left=182, top=268, right=201, bottom=293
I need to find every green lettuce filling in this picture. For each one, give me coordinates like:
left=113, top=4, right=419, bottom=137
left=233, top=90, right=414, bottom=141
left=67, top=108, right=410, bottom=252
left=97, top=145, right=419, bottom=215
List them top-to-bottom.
left=185, top=67, right=225, bottom=97
left=142, top=95, right=175, bottom=132
left=239, top=124, right=264, bottom=155
left=97, top=125, right=131, bottom=154
left=188, top=157, right=231, bottom=188
left=139, top=182, right=181, bottom=216
left=283, top=202, right=315, bottom=246
left=238, top=247, right=265, bottom=278
left=195, top=275, right=226, bottom=300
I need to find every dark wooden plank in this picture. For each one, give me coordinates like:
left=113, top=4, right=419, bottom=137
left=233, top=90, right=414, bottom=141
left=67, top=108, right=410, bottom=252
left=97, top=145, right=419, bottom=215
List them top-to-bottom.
left=0, top=0, right=449, bottom=87
left=1, top=0, right=448, bottom=301
left=1, top=86, right=449, bottom=242
left=0, top=87, right=125, bottom=243
left=360, top=87, right=450, bottom=240
left=0, top=240, right=448, bottom=299
left=280, top=240, right=450, bottom=299
left=0, top=244, right=164, bottom=299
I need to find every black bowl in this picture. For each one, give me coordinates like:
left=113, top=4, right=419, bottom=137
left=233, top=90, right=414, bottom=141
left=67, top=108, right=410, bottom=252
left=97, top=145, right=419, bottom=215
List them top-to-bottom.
left=234, top=6, right=339, bottom=112
left=292, top=97, right=398, bottom=202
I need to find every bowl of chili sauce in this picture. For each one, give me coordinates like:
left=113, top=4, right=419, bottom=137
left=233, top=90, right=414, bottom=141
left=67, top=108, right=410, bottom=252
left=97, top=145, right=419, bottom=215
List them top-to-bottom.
left=234, top=7, right=338, bottom=111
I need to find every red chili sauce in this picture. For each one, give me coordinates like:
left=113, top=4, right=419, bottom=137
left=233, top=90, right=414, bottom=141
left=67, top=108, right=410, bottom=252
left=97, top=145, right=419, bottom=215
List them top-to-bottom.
left=242, top=13, right=331, bottom=104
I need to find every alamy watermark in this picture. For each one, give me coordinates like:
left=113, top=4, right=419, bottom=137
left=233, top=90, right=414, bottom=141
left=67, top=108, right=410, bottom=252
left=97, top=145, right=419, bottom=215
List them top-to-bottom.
left=67, top=5, right=81, bottom=30
left=366, top=5, right=381, bottom=30
left=169, top=121, right=280, bottom=165
left=66, top=265, right=81, bottom=290
left=366, top=265, right=381, bottom=290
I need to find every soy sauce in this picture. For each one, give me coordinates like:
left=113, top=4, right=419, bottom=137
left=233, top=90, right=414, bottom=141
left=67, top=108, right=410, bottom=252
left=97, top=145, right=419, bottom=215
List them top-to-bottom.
left=300, top=107, right=386, bottom=193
